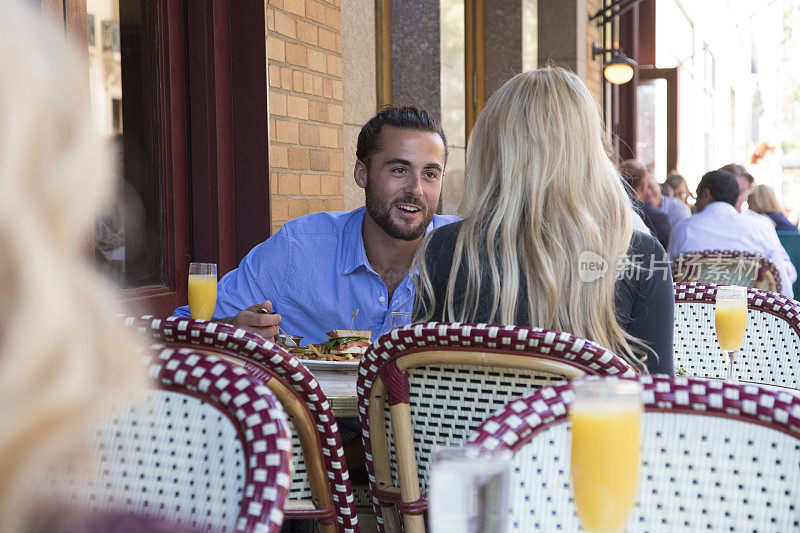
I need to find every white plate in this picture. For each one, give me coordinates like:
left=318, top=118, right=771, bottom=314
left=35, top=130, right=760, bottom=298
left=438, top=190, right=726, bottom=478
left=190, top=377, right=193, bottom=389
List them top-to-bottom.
left=299, top=359, right=359, bottom=371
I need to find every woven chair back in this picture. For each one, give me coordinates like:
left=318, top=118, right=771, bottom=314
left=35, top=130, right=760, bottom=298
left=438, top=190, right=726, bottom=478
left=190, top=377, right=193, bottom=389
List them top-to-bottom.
left=672, top=250, right=782, bottom=293
left=674, top=282, right=800, bottom=386
left=123, top=316, right=359, bottom=533
left=357, top=322, right=636, bottom=533
left=53, top=347, right=292, bottom=532
left=469, top=375, right=800, bottom=532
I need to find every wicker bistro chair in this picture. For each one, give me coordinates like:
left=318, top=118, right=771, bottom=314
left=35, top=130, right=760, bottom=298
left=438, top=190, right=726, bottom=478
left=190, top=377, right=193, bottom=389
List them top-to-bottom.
left=672, top=250, right=783, bottom=293
left=673, top=282, right=800, bottom=386
left=124, top=316, right=359, bottom=533
left=356, top=322, right=637, bottom=533
left=59, top=347, right=292, bottom=532
left=468, top=375, right=800, bottom=531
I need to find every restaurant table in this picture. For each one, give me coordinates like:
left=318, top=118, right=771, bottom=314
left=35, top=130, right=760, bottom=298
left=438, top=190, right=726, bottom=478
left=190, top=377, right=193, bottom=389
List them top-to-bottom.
left=312, top=369, right=359, bottom=418
left=308, top=370, right=800, bottom=418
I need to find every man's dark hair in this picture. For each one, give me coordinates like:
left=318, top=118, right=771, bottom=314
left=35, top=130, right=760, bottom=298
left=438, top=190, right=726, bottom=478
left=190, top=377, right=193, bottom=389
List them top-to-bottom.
left=356, top=105, right=448, bottom=166
left=697, top=169, right=739, bottom=206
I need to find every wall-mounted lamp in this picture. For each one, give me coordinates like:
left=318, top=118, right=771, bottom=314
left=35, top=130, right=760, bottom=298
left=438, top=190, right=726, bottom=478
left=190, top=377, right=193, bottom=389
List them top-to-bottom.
left=592, top=44, right=637, bottom=85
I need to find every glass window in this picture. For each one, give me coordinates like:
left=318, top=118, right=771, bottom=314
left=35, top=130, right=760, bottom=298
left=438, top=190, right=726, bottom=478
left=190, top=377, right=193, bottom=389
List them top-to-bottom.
left=88, top=0, right=163, bottom=289
left=440, top=0, right=466, bottom=215
left=521, top=0, right=537, bottom=72
left=636, top=78, right=668, bottom=180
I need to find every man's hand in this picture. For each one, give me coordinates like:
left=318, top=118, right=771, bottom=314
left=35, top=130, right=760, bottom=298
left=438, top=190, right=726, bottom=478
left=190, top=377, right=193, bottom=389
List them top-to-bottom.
left=228, top=300, right=281, bottom=339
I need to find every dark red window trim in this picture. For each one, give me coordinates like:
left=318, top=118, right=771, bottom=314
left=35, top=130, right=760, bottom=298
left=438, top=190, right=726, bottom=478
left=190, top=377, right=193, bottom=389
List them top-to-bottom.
left=42, top=0, right=271, bottom=317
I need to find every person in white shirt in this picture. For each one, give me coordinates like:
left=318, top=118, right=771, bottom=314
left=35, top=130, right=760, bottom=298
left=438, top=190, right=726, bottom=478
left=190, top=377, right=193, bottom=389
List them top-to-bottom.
left=668, top=169, right=794, bottom=298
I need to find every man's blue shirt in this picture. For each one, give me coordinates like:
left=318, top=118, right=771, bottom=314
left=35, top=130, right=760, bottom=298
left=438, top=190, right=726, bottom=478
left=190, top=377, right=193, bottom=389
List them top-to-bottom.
left=173, top=207, right=460, bottom=343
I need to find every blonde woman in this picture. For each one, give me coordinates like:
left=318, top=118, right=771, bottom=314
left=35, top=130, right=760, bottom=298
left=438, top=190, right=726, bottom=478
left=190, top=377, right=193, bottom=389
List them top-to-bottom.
left=0, top=1, right=146, bottom=531
left=414, top=68, right=673, bottom=374
left=666, top=172, right=693, bottom=206
left=748, top=184, right=798, bottom=232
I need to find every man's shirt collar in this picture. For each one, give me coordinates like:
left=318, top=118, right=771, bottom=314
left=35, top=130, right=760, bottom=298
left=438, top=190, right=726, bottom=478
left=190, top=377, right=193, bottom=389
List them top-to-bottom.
left=700, top=201, right=738, bottom=216
left=339, top=206, right=449, bottom=278
left=340, top=206, right=370, bottom=276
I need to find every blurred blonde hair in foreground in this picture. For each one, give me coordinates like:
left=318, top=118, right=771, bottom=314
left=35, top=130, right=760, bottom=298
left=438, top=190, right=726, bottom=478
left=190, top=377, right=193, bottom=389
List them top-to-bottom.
left=0, top=1, right=145, bottom=530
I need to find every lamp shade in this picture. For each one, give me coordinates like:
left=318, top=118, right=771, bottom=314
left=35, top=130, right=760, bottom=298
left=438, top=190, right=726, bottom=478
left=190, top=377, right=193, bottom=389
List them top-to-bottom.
left=603, top=53, right=637, bottom=85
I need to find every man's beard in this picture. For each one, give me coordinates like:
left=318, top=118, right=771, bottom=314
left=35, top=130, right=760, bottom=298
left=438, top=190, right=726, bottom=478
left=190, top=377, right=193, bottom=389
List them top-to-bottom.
left=365, top=179, right=436, bottom=241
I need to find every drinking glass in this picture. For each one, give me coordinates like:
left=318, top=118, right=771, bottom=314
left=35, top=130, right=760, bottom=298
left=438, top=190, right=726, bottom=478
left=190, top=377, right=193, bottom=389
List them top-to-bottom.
left=188, top=262, right=217, bottom=320
left=714, top=285, right=748, bottom=381
left=389, top=311, right=413, bottom=330
left=570, top=379, right=643, bottom=533
left=429, top=445, right=511, bottom=533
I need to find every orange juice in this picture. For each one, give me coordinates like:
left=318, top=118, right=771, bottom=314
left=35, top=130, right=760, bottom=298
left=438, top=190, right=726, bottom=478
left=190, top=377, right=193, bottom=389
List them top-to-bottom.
left=188, top=274, right=217, bottom=320
left=715, top=299, right=747, bottom=351
left=570, top=402, right=642, bottom=533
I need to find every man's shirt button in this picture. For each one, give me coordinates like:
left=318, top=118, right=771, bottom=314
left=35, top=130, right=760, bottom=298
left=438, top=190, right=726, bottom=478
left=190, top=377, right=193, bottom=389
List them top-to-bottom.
left=379, top=296, right=386, bottom=302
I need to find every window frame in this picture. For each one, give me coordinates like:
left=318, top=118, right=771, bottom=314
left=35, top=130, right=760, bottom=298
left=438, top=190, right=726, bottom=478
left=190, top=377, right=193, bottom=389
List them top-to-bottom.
left=41, top=0, right=271, bottom=318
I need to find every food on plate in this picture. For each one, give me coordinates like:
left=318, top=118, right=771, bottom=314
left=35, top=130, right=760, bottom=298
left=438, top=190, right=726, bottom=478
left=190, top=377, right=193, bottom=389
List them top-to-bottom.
left=274, top=329, right=372, bottom=362
left=323, top=329, right=372, bottom=357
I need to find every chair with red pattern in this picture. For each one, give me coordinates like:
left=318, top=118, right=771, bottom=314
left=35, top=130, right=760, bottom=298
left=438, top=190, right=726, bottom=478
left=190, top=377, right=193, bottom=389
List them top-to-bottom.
left=671, top=250, right=782, bottom=293
left=673, top=282, right=800, bottom=386
left=123, top=316, right=359, bottom=533
left=356, top=322, right=637, bottom=533
left=55, top=347, right=292, bottom=533
left=469, top=375, right=800, bottom=531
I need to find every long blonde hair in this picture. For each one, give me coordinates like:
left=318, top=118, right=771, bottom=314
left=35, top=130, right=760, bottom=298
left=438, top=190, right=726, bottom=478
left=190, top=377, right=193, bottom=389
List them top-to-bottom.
left=0, top=2, right=145, bottom=529
left=416, top=67, right=645, bottom=371
left=747, top=184, right=782, bottom=214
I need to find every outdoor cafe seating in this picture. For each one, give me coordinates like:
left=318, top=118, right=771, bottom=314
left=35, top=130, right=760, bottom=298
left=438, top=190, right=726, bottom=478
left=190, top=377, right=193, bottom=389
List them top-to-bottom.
left=671, top=250, right=783, bottom=293
left=40, top=281, right=800, bottom=532
left=673, top=282, right=800, bottom=386
left=123, top=316, right=361, bottom=533
left=356, top=323, right=636, bottom=533
left=50, top=347, right=293, bottom=532
left=468, top=375, right=800, bottom=531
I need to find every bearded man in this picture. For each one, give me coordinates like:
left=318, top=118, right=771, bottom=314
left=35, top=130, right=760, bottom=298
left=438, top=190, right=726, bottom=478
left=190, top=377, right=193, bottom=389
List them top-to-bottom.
left=173, top=106, right=458, bottom=342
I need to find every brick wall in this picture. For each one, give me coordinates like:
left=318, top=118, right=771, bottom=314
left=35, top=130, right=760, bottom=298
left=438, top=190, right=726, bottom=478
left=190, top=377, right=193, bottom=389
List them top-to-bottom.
left=267, top=0, right=344, bottom=234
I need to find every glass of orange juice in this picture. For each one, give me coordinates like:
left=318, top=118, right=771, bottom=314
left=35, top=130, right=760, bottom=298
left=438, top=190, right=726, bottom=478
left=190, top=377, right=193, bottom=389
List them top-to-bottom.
left=188, top=262, right=217, bottom=320
left=715, top=285, right=747, bottom=381
left=570, top=379, right=643, bottom=533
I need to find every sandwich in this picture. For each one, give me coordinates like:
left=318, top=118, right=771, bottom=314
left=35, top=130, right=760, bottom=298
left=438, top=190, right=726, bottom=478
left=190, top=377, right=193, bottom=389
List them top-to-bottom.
left=323, top=329, right=372, bottom=357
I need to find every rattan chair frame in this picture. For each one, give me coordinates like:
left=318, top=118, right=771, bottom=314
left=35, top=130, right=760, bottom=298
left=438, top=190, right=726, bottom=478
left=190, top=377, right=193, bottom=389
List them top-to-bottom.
left=672, top=250, right=782, bottom=293
left=673, top=282, right=800, bottom=386
left=125, top=316, right=359, bottom=533
left=356, top=322, right=637, bottom=533
left=66, top=347, right=293, bottom=532
left=469, top=375, right=800, bottom=531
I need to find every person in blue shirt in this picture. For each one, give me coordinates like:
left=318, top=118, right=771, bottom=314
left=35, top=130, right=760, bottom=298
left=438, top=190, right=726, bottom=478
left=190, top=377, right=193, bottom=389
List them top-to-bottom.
left=173, top=106, right=459, bottom=342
